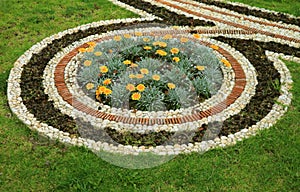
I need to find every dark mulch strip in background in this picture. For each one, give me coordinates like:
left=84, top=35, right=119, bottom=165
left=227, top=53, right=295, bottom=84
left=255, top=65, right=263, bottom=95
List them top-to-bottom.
left=18, top=0, right=300, bottom=146
left=117, top=0, right=215, bottom=27
left=194, top=0, right=300, bottom=26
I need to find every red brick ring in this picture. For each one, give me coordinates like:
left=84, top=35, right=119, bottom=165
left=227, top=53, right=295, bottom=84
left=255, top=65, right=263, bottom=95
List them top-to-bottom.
left=54, top=30, right=246, bottom=126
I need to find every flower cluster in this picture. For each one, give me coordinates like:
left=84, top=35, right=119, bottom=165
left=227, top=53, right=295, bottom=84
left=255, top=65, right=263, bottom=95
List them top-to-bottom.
left=77, top=33, right=224, bottom=111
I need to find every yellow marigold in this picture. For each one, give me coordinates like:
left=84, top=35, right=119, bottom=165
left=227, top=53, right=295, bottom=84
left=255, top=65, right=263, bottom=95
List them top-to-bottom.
left=172, top=26, right=180, bottom=29
left=134, top=31, right=143, bottom=36
left=123, top=34, right=131, bottom=38
left=163, top=34, right=172, bottom=39
left=193, top=34, right=201, bottom=39
left=114, top=35, right=122, bottom=41
left=143, top=37, right=150, bottom=42
left=180, top=37, right=189, bottom=43
left=87, top=41, right=96, bottom=47
left=153, top=41, right=160, bottom=46
left=159, top=42, right=167, bottom=48
left=210, top=44, right=219, bottom=50
left=143, top=46, right=152, bottom=50
left=86, top=47, right=94, bottom=52
left=78, top=48, right=86, bottom=53
left=170, top=48, right=179, bottom=54
left=108, top=49, right=113, bottom=53
left=155, top=49, right=167, bottom=56
left=94, top=51, right=102, bottom=56
left=173, top=57, right=180, bottom=62
left=221, top=58, right=231, bottom=68
left=84, top=60, right=92, bottom=66
left=123, top=60, right=132, bottom=65
left=130, top=63, right=139, bottom=68
left=100, top=65, right=108, bottom=73
left=196, top=65, right=205, bottom=71
left=140, top=68, right=149, bottom=74
left=129, top=74, right=136, bottom=79
left=136, top=74, right=144, bottom=79
left=152, top=74, right=160, bottom=81
left=103, top=78, right=111, bottom=85
left=86, top=83, right=94, bottom=90
left=167, top=83, right=176, bottom=89
left=126, top=84, right=135, bottom=92
left=136, top=84, right=145, bottom=92
left=97, top=86, right=107, bottom=94
left=103, top=88, right=112, bottom=95
left=131, top=92, right=141, bottom=100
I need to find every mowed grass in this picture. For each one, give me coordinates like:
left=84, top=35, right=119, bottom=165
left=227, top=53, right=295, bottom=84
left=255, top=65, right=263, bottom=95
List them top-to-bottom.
left=0, top=0, right=299, bottom=191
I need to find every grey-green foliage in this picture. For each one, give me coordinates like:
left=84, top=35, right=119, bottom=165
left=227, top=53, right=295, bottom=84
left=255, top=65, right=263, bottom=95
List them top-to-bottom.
left=137, top=57, right=164, bottom=72
left=77, top=65, right=99, bottom=85
left=203, top=67, right=223, bottom=95
left=192, top=76, right=210, bottom=97
left=110, top=84, right=130, bottom=108
left=136, top=87, right=165, bottom=111
left=167, top=87, right=198, bottom=108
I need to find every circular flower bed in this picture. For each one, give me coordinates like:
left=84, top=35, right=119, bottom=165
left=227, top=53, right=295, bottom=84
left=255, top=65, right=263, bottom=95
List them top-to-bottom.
left=7, top=0, right=300, bottom=169
left=77, top=33, right=224, bottom=111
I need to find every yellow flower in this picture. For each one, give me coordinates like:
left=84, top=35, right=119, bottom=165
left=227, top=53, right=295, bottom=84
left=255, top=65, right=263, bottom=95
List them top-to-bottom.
left=172, top=26, right=180, bottom=29
left=134, top=31, right=143, bottom=36
left=123, top=34, right=131, bottom=38
left=163, top=34, right=172, bottom=39
left=193, top=34, right=201, bottom=39
left=114, top=35, right=122, bottom=41
left=143, top=37, right=150, bottom=42
left=180, top=37, right=189, bottom=43
left=153, top=41, right=167, bottom=48
left=153, top=41, right=160, bottom=46
left=87, top=42, right=96, bottom=47
left=159, top=42, right=167, bottom=48
left=210, top=44, right=219, bottom=50
left=143, top=46, right=152, bottom=50
left=86, top=47, right=94, bottom=52
left=78, top=48, right=87, bottom=53
left=170, top=48, right=179, bottom=54
left=108, top=49, right=113, bottom=53
left=155, top=49, right=167, bottom=56
left=94, top=51, right=102, bottom=56
left=173, top=57, right=180, bottom=62
left=221, top=58, right=231, bottom=68
left=84, top=60, right=92, bottom=66
left=123, top=60, right=132, bottom=65
left=130, top=63, right=139, bottom=68
left=100, top=65, right=109, bottom=73
left=196, top=65, right=205, bottom=71
left=140, top=68, right=149, bottom=74
left=129, top=74, right=136, bottom=79
left=136, top=74, right=144, bottom=79
left=152, top=74, right=160, bottom=81
left=103, top=78, right=111, bottom=85
left=86, top=83, right=94, bottom=90
left=167, top=83, right=176, bottom=89
left=126, top=84, right=135, bottom=92
left=136, top=84, right=145, bottom=92
left=97, top=86, right=107, bottom=94
left=103, top=88, right=112, bottom=95
left=131, top=92, right=141, bottom=100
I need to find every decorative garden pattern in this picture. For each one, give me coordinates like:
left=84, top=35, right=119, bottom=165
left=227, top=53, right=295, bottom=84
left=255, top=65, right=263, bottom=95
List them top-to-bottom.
left=7, top=0, right=300, bottom=168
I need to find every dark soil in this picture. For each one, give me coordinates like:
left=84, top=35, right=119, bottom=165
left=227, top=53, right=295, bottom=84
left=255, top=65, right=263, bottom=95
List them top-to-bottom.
left=117, top=0, right=215, bottom=27
left=194, top=0, right=300, bottom=26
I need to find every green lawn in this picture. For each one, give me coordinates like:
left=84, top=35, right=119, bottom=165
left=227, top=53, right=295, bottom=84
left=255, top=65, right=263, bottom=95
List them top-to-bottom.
left=0, top=0, right=299, bottom=191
